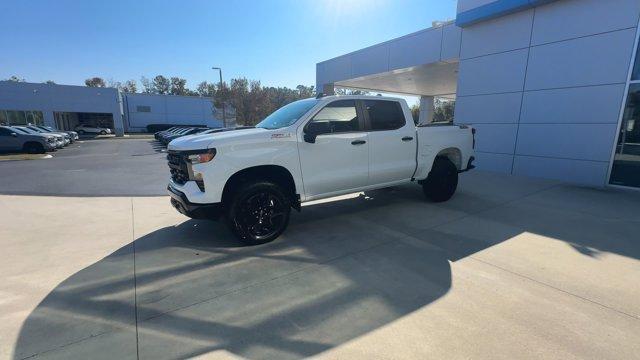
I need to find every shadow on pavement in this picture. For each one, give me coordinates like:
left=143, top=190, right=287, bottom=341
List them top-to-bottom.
left=11, top=176, right=640, bottom=359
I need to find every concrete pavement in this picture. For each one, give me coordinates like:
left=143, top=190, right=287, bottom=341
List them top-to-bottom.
left=1, top=171, right=639, bottom=359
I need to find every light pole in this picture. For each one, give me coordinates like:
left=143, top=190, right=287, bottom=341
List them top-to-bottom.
left=212, top=67, right=227, bottom=128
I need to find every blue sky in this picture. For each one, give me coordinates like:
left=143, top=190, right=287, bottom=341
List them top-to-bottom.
left=0, top=0, right=456, bottom=90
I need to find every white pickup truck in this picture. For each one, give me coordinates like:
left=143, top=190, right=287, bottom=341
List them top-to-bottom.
left=167, top=95, right=475, bottom=244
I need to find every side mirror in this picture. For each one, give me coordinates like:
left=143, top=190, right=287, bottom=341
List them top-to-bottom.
left=304, top=121, right=330, bottom=144
left=11, top=133, right=17, bottom=137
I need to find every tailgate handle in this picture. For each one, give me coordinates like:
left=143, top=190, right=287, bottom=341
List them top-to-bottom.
left=402, top=136, right=414, bottom=141
left=351, top=140, right=366, bottom=145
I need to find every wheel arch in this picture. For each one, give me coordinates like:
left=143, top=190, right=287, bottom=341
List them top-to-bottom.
left=435, top=147, right=462, bottom=170
left=221, top=165, right=300, bottom=210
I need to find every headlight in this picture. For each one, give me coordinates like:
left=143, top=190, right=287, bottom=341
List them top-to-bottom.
left=187, top=149, right=216, bottom=164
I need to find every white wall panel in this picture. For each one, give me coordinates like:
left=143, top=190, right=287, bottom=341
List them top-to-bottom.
left=532, top=0, right=640, bottom=45
left=461, top=9, right=534, bottom=59
left=441, top=24, right=463, bottom=61
left=389, top=29, right=441, bottom=70
left=525, top=29, right=636, bottom=90
left=351, top=44, right=389, bottom=78
left=458, top=48, right=528, bottom=96
left=323, top=55, right=351, bottom=83
left=521, top=84, right=626, bottom=124
left=455, top=92, right=522, bottom=124
left=471, top=123, right=518, bottom=154
left=515, top=123, right=618, bottom=162
left=474, top=151, right=514, bottom=173
left=513, top=155, right=609, bottom=186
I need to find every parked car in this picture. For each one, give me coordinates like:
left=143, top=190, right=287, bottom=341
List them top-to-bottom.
left=166, top=95, right=476, bottom=244
left=0, top=125, right=57, bottom=153
left=26, top=125, right=72, bottom=145
left=35, top=125, right=78, bottom=141
left=75, top=125, right=112, bottom=135
left=13, top=126, right=66, bottom=148
left=155, top=126, right=183, bottom=140
left=160, top=127, right=208, bottom=145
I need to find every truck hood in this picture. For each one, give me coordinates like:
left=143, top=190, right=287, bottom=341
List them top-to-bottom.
left=167, top=127, right=269, bottom=151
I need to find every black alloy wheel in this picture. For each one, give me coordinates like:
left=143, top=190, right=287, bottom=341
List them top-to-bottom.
left=227, top=182, right=291, bottom=245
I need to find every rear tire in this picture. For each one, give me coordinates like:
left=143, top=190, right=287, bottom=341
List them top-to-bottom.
left=23, top=142, right=45, bottom=154
left=422, top=157, right=458, bottom=202
left=225, top=181, right=291, bottom=245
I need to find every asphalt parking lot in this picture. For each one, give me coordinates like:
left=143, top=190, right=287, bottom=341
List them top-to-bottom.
left=0, top=138, right=168, bottom=196
left=1, top=139, right=640, bottom=360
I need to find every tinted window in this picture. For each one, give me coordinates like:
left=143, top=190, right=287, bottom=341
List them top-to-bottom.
left=308, top=100, right=360, bottom=134
left=364, top=100, right=405, bottom=130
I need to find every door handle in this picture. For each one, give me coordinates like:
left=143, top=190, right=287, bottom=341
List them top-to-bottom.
left=402, top=136, right=414, bottom=141
left=351, top=140, right=366, bottom=145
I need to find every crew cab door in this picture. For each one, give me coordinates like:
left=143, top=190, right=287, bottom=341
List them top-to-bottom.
left=298, top=99, right=369, bottom=199
left=363, top=99, right=417, bottom=185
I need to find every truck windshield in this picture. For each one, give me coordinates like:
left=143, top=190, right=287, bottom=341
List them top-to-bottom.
left=256, top=98, right=319, bottom=129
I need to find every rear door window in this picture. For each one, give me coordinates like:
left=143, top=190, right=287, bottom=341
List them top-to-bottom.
left=363, top=100, right=405, bottom=131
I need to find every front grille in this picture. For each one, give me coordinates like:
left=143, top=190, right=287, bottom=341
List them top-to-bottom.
left=167, top=151, right=189, bottom=185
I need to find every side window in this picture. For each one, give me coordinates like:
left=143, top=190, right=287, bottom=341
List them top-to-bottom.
left=307, top=100, right=361, bottom=135
left=364, top=100, right=405, bottom=131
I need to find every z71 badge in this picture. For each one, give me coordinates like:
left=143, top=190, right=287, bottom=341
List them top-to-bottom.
left=271, top=133, right=292, bottom=139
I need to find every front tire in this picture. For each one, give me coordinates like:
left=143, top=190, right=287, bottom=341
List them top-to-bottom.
left=422, top=157, right=458, bottom=202
left=226, top=181, right=291, bottom=245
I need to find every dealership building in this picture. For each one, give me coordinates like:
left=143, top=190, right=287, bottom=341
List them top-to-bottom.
left=317, top=0, right=640, bottom=189
left=0, top=81, right=227, bottom=136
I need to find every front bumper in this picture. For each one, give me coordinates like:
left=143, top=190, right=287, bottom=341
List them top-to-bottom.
left=168, top=185, right=223, bottom=220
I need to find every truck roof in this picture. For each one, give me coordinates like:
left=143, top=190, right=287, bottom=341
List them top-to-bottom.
left=317, top=94, right=407, bottom=103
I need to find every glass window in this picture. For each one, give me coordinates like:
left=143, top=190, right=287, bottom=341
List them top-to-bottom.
left=610, top=84, right=640, bottom=187
left=256, top=98, right=319, bottom=129
left=307, top=100, right=360, bottom=134
left=364, top=100, right=405, bottom=130
left=0, top=110, right=7, bottom=125
left=7, top=111, right=27, bottom=125
left=32, top=111, right=44, bottom=125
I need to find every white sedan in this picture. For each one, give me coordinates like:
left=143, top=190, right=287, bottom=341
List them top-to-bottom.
left=75, top=125, right=112, bottom=135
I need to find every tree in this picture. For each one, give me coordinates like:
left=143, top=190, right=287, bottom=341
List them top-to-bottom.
left=6, top=75, right=25, bottom=82
left=152, top=75, right=170, bottom=94
left=140, top=76, right=154, bottom=93
left=85, top=77, right=106, bottom=87
left=170, top=77, right=188, bottom=95
left=122, top=80, right=137, bottom=93
left=196, top=81, right=216, bottom=97
left=296, top=85, right=315, bottom=98
left=335, top=87, right=369, bottom=96
left=433, top=99, right=455, bottom=123
left=410, top=104, right=420, bottom=124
